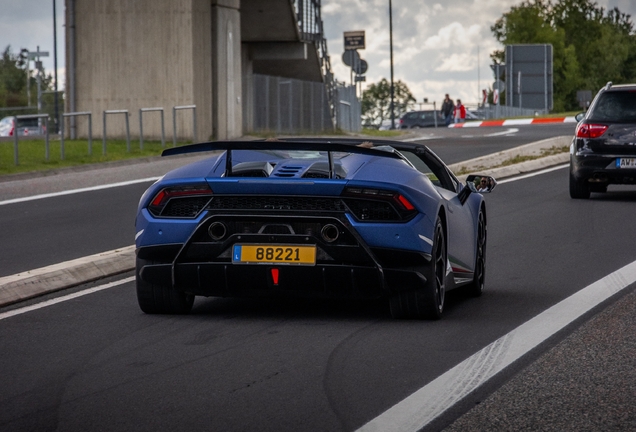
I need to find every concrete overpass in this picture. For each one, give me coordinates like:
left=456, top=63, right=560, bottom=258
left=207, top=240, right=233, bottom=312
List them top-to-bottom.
left=64, top=0, right=332, bottom=141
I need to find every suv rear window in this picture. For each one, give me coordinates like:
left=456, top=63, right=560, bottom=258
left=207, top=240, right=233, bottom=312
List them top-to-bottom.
left=589, top=90, right=636, bottom=122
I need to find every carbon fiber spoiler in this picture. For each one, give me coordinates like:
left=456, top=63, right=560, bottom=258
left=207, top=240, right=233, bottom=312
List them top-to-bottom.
left=161, top=139, right=417, bottom=178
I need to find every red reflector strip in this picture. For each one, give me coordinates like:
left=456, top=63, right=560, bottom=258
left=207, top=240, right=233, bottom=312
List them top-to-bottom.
left=151, top=190, right=167, bottom=206
left=271, top=268, right=279, bottom=285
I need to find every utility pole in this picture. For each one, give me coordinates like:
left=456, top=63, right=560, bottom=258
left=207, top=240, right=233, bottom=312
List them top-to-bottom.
left=53, top=0, right=59, bottom=133
left=389, top=0, right=395, bottom=129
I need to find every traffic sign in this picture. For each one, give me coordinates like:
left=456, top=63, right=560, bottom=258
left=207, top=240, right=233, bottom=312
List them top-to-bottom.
left=344, top=31, right=365, bottom=50
left=342, top=50, right=360, bottom=67
left=353, top=59, right=368, bottom=75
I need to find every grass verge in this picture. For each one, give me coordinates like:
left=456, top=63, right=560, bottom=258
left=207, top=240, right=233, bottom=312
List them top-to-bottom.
left=359, top=128, right=403, bottom=138
left=0, top=138, right=179, bottom=176
left=453, top=145, right=569, bottom=175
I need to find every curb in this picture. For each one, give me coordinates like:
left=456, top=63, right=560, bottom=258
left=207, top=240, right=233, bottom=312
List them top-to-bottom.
left=449, top=117, right=577, bottom=128
left=447, top=136, right=571, bottom=174
left=0, top=138, right=572, bottom=308
left=455, top=153, right=569, bottom=183
left=0, top=246, right=136, bottom=307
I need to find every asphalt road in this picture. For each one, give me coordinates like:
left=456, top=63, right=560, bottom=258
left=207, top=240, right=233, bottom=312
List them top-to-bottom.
left=402, top=122, right=575, bottom=164
left=2, top=123, right=636, bottom=431
left=0, top=124, right=573, bottom=277
left=1, top=167, right=635, bottom=431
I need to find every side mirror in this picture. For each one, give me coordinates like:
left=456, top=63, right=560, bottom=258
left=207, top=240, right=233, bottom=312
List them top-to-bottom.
left=575, top=112, right=585, bottom=122
left=458, top=175, right=497, bottom=205
left=466, top=175, right=497, bottom=194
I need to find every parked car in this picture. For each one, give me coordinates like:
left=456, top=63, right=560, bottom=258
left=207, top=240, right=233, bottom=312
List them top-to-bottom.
left=569, top=82, right=636, bottom=199
left=399, top=110, right=440, bottom=129
left=0, top=116, right=46, bottom=137
left=378, top=119, right=392, bottom=130
left=134, top=138, right=496, bottom=320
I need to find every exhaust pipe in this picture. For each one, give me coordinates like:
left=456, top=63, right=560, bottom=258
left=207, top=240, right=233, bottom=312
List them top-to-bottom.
left=208, top=222, right=227, bottom=241
left=321, top=224, right=339, bottom=243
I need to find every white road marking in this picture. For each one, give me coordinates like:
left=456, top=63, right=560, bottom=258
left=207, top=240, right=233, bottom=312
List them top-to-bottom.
left=485, top=127, right=519, bottom=137
left=401, top=135, right=439, bottom=142
left=0, top=154, right=581, bottom=429
left=498, top=164, right=568, bottom=184
left=0, top=177, right=161, bottom=206
left=357, top=259, right=636, bottom=432
left=0, top=276, right=135, bottom=321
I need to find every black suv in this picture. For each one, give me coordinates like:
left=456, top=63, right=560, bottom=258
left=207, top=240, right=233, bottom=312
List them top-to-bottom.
left=570, top=82, right=636, bottom=199
left=399, top=110, right=440, bottom=129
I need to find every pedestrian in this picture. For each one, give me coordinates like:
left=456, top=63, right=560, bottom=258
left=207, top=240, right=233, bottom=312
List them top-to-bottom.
left=441, top=94, right=454, bottom=126
left=454, top=99, right=466, bottom=123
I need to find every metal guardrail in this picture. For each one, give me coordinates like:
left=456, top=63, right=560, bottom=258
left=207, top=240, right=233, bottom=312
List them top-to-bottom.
left=10, top=104, right=194, bottom=166
left=172, top=105, right=197, bottom=147
left=479, top=105, right=548, bottom=119
left=139, top=107, right=165, bottom=150
left=103, top=110, right=130, bottom=154
left=61, top=111, right=92, bottom=158
left=12, top=114, right=50, bottom=166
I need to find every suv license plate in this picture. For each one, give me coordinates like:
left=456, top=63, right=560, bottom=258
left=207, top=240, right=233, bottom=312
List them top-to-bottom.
left=617, top=158, right=636, bottom=168
left=232, top=244, right=316, bottom=265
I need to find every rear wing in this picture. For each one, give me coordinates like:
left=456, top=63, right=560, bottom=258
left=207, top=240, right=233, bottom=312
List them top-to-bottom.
left=161, top=139, right=418, bottom=178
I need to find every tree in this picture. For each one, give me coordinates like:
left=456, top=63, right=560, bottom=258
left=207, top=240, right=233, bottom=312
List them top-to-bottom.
left=490, top=0, right=636, bottom=111
left=0, top=45, right=53, bottom=110
left=361, top=78, right=416, bottom=128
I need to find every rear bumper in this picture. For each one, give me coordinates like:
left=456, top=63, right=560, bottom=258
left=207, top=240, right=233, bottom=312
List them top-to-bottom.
left=571, top=155, right=636, bottom=184
left=137, top=212, right=435, bottom=299
left=139, top=261, right=427, bottom=299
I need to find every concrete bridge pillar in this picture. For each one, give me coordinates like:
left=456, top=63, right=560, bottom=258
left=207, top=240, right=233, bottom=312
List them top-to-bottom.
left=66, top=0, right=243, bottom=142
left=211, top=0, right=242, bottom=140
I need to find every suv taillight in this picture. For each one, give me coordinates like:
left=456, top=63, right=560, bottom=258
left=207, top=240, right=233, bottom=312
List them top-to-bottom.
left=576, top=123, right=608, bottom=139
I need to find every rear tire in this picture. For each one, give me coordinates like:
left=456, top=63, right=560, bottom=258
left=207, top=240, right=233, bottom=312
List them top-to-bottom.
left=569, top=167, right=590, bottom=199
left=466, top=210, right=486, bottom=297
left=390, top=217, right=446, bottom=320
left=136, top=258, right=194, bottom=314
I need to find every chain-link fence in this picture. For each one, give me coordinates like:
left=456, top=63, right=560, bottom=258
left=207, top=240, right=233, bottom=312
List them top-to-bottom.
left=251, top=74, right=333, bottom=134
left=333, top=83, right=360, bottom=133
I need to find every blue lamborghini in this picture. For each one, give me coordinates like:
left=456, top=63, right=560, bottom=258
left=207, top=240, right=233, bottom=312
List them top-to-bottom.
left=134, top=138, right=496, bottom=319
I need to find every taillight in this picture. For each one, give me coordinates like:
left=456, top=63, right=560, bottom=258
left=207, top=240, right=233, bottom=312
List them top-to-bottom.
left=576, top=123, right=608, bottom=139
left=148, top=184, right=212, bottom=216
left=342, top=187, right=417, bottom=221
left=396, top=194, right=415, bottom=210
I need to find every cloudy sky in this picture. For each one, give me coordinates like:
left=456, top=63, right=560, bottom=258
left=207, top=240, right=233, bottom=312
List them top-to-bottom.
left=1, top=0, right=635, bottom=107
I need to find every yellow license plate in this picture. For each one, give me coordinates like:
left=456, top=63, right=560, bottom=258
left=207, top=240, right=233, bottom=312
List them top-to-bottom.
left=232, top=244, right=316, bottom=265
